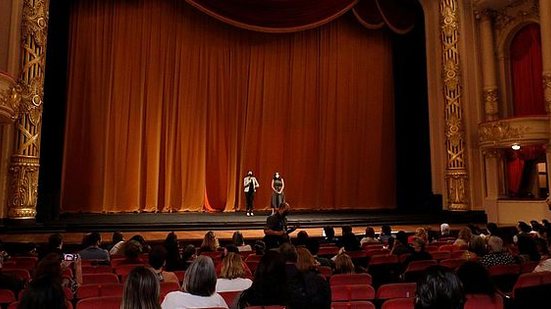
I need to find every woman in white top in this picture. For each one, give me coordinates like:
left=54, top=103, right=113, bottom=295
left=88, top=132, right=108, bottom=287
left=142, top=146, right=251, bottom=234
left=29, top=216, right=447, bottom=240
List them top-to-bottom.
left=216, top=253, right=253, bottom=292
left=161, top=256, right=228, bottom=309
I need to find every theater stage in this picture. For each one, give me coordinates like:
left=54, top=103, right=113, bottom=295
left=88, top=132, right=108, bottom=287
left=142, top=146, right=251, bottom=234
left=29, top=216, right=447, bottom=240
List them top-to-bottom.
left=0, top=209, right=486, bottom=236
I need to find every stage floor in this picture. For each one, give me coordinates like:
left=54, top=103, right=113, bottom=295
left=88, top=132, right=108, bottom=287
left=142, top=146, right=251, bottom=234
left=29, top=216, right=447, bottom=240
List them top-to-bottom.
left=0, top=209, right=486, bottom=242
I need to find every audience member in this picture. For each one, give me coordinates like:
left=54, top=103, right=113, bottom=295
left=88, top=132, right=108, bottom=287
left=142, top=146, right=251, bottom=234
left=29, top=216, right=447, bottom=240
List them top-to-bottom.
left=515, top=221, right=541, bottom=262
left=439, top=223, right=452, bottom=240
left=379, top=225, right=393, bottom=244
left=321, top=226, right=336, bottom=244
left=336, top=226, right=361, bottom=252
left=360, top=227, right=380, bottom=245
left=453, top=227, right=472, bottom=248
left=294, top=230, right=309, bottom=247
left=109, top=231, right=125, bottom=255
left=199, top=231, right=220, bottom=253
left=232, top=231, right=252, bottom=252
left=391, top=231, right=413, bottom=256
left=78, top=232, right=109, bottom=261
left=164, top=232, right=184, bottom=271
left=39, top=233, right=63, bottom=260
left=130, top=235, right=151, bottom=253
left=468, top=235, right=487, bottom=258
left=479, top=236, right=515, bottom=269
left=403, top=237, right=432, bottom=266
left=305, top=238, right=333, bottom=268
left=119, top=240, right=145, bottom=265
left=252, top=240, right=266, bottom=256
left=181, top=244, right=196, bottom=270
left=149, top=246, right=180, bottom=286
left=288, top=247, right=331, bottom=309
left=236, top=251, right=288, bottom=308
left=216, top=252, right=253, bottom=292
left=334, top=253, right=355, bottom=274
left=533, top=255, right=551, bottom=272
left=161, top=256, right=227, bottom=309
left=456, top=261, right=495, bottom=295
left=415, top=265, right=465, bottom=309
left=121, top=266, right=161, bottom=309
left=18, top=275, right=67, bottom=309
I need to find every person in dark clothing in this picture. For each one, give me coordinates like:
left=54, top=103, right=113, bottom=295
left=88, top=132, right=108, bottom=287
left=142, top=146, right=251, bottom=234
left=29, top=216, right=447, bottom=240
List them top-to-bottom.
left=264, top=202, right=295, bottom=249
left=336, top=226, right=361, bottom=252
left=164, top=232, right=184, bottom=271
left=403, top=237, right=433, bottom=266
left=305, top=238, right=333, bottom=268
left=288, top=247, right=331, bottom=309
left=236, top=251, right=288, bottom=308
left=456, top=261, right=495, bottom=295
left=415, top=266, right=465, bottom=309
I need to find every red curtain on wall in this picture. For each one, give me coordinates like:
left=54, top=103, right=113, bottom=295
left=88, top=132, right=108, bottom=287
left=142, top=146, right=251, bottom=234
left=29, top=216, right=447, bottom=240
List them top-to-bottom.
left=61, top=0, right=396, bottom=213
left=510, top=23, right=545, bottom=116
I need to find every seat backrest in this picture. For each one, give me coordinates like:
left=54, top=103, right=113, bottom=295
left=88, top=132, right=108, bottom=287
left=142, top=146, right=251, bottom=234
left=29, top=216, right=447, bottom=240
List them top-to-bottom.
left=438, top=244, right=456, bottom=252
left=318, top=246, right=339, bottom=257
left=365, top=249, right=390, bottom=257
left=430, top=251, right=451, bottom=261
left=369, top=254, right=399, bottom=266
left=439, top=258, right=466, bottom=270
left=405, top=260, right=437, bottom=272
left=520, top=261, right=539, bottom=273
left=114, top=264, right=143, bottom=277
left=488, top=264, right=520, bottom=276
left=82, top=265, right=113, bottom=274
left=1, top=269, right=31, bottom=282
left=82, top=273, right=119, bottom=284
left=330, top=274, right=372, bottom=286
left=160, top=281, right=180, bottom=299
left=99, top=283, right=124, bottom=297
left=376, top=283, right=416, bottom=300
left=331, top=284, right=375, bottom=302
left=0, top=289, right=16, bottom=304
left=219, top=290, right=241, bottom=307
left=464, top=294, right=503, bottom=309
left=76, top=296, right=122, bottom=309
left=381, top=297, right=415, bottom=309
left=331, top=300, right=376, bottom=309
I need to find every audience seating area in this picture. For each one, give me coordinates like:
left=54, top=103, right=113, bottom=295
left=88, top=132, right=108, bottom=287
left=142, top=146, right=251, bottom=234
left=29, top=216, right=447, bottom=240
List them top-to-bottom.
left=2, top=221, right=551, bottom=309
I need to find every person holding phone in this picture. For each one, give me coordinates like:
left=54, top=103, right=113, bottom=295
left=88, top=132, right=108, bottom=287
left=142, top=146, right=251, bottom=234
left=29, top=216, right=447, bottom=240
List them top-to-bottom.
left=243, top=171, right=260, bottom=216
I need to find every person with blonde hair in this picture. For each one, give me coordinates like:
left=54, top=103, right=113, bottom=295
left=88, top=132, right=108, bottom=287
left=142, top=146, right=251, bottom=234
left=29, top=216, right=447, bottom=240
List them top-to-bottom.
left=199, top=231, right=220, bottom=253
left=295, top=247, right=319, bottom=272
left=216, top=252, right=252, bottom=292
left=334, top=253, right=355, bottom=274
left=162, top=256, right=227, bottom=309
left=121, top=266, right=161, bottom=309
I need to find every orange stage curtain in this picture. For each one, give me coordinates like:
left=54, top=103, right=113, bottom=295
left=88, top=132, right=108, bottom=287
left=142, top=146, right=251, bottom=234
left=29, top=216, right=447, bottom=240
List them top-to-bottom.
left=61, top=0, right=395, bottom=213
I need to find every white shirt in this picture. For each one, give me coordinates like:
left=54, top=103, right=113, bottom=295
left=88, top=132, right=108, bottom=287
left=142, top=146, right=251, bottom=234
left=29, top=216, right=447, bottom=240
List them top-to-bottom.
left=243, top=176, right=259, bottom=192
left=109, top=240, right=125, bottom=255
left=534, top=258, right=551, bottom=272
left=215, top=278, right=253, bottom=292
left=161, top=291, right=228, bottom=309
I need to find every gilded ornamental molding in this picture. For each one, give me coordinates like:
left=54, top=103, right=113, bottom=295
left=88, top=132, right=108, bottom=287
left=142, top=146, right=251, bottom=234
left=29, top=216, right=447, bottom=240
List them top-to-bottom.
left=7, top=0, right=49, bottom=219
left=440, top=0, right=470, bottom=211
left=544, top=72, right=551, bottom=112
left=0, top=73, right=22, bottom=122
left=483, top=88, right=499, bottom=118
left=478, top=116, right=549, bottom=148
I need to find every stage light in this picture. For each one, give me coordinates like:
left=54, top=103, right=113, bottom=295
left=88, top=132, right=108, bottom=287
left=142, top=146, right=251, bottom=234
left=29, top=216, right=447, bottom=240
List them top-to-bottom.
left=511, top=144, right=520, bottom=150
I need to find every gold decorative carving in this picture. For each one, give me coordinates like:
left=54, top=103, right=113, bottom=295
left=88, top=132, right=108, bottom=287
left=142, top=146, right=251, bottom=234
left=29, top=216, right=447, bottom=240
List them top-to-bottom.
left=7, top=0, right=49, bottom=219
left=441, top=0, right=470, bottom=211
left=494, top=0, right=539, bottom=32
left=544, top=72, right=551, bottom=112
left=0, top=83, right=22, bottom=121
left=483, top=88, right=499, bottom=118
left=479, top=120, right=527, bottom=143
left=8, top=156, right=39, bottom=219
left=446, top=170, right=469, bottom=211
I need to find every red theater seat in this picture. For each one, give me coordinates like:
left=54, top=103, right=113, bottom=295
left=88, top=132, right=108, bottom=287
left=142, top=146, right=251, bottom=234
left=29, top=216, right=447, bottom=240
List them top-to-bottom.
left=82, top=273, right=119, bottom=284
left=330, top=274, right=372, bottom=286
left=376, top=283, right=416, bottom=300
left=331, top=284, right=375, bottom=302
left=0, top=289, right=16, bottom=304
left=219, top=290, right=241, bottom=307
left=464, top=294, right=503, bottom=309
left=76, top=296, right=122, bottom=309
left=381, top=297, right=415, bottom=309
left=331, top=301, right=376, bottom=309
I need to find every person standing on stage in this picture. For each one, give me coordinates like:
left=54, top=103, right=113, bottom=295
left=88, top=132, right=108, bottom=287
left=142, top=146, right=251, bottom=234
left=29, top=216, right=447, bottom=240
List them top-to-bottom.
left=243, top=171, right=260, bottom=216
left=271, top=172, right=285, bottom=215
